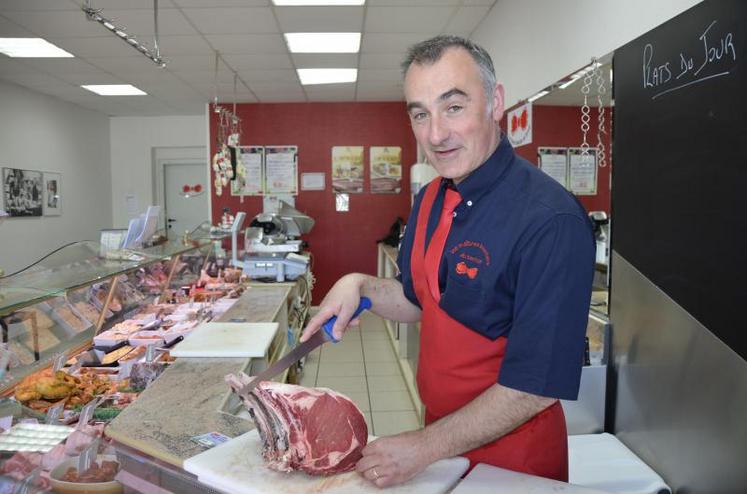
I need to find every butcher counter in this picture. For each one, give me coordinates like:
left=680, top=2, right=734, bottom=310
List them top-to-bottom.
left=104, top=284, right=294, bottom=492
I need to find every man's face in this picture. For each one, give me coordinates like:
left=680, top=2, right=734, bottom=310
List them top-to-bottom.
left=404, top=47, right=504, bottom=183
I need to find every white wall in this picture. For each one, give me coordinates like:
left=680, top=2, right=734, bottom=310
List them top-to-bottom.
left=474, top=0, right=702, bottom=107
left=0, top=80, right=111, bottom=275
left=109, top=114, right=206, bottom=228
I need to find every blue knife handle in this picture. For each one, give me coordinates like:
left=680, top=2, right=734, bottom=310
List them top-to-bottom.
left=321, top=297, right=372, bottom=343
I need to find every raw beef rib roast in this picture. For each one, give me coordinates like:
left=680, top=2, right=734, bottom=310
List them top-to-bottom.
left=226, top=372, right=368, bottom=476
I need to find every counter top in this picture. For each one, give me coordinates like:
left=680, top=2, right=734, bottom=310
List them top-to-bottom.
left=105, top=285, right=291, bottom=467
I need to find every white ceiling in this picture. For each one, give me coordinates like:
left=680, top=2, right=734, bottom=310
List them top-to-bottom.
left=0, top=0, right=497, bottom=116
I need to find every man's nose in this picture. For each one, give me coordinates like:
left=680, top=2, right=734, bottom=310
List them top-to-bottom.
left=428, top=114, right=449, bottom=145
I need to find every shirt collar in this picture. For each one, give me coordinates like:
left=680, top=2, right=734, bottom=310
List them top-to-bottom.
left=443, top=134, right=515, bottom=204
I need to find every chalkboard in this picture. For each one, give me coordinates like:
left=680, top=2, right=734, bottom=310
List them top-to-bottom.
left=612, top=0, right=746, bottom=360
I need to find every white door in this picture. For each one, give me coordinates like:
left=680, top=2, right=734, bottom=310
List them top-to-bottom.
left=164, top=163, right=209, bottom=239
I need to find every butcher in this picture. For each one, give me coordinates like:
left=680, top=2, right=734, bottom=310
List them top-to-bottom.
left=301, top=35, right=594, bottom=487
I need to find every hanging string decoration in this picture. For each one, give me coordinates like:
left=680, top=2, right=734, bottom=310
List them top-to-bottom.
left=594, top=61, right=608, bottom=168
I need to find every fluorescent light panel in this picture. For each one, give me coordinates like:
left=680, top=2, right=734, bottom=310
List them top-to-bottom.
left=273, top=0, right=365, bottom=5
left=285, top=33, right=361, bottom=53
left=0, top=38, right=73, bottom=58
left=297, top=68, right=357, bottom=85
left=81, top=84, right=147, bottom=96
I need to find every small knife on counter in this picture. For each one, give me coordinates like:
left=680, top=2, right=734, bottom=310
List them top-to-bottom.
left=238, top=297, right=371, bottom=395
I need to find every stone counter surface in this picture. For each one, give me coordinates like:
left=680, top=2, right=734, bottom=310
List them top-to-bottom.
left=105, top=285, right=291, bottom=467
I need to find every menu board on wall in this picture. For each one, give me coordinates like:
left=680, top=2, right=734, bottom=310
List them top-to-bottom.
left=231, top=146, right=264, bottom=196
left=265, top=146, right=298, bottom=195
left=331, top=146, right=364, bottom=194
left=370, top=146, right=402, bottom=194
left=538, top=147, right=568, bottom=189
left=568, top=148, right=597, bottom=195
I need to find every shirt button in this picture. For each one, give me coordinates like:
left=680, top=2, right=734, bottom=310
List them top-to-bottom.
left=466, top=200, right=473, bottom=207
left=452, top=211, right=457, bottom=218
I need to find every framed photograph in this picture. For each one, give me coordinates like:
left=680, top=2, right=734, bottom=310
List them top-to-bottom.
left=2, top=167, right=43, bottom=217
left=43, top=171, right=62, bottom=216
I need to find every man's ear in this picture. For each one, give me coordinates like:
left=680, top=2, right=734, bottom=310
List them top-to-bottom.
left=492, top=83, right=505, bottom=122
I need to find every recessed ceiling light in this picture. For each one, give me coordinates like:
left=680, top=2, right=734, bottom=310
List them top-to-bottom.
left=273, top=0, right=365, bottom=5
left=285, top=33, right=361, bottom=53
left=0, top=38, right=73, bottom=58
left=297, top=68, right=357, bottom=85
left=81, top=84, right=147, bottom=96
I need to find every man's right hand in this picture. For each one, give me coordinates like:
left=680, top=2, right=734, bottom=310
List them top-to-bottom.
left=300, top=273, right=365, bottom=343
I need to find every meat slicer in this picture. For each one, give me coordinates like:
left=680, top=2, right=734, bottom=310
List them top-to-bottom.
left=230, top=201, right=314, bottom=282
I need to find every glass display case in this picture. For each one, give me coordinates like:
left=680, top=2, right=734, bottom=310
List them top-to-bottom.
left=0, top=239, right=212, bottom=396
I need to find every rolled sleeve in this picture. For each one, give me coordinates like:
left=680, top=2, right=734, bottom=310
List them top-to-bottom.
left=498, top=213, right=595, bottom=400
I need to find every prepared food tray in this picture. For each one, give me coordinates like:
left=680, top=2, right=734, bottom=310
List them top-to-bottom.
left=13, top=368, right=116, bottom=412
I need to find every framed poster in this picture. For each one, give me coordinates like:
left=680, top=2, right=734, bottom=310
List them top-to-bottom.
left=507, top=102, right=532, bottom=147
left=265, top=145, right=298, bottom=195
left=231, top=146, right=264, bottom=196
left=331, top=146, right=364, bottom=193
left=370, top=146, right=402, bottom=194
left=538, top=147, right=568, bottom=189
left=568, top=148, right=598, bottom=195
left=2, top=167, right=43, bottom=217
left=43, top=171, right=62, bottom=216
left=301, top=172, right=325, bottom=191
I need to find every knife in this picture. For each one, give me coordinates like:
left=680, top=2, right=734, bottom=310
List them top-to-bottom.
left=239, top=297, right=371, bottom=395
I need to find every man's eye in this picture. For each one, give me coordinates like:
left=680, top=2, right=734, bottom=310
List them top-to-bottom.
left=447, top=105, right=463, bottom=113
left=411, top=112, right=428, bottom=121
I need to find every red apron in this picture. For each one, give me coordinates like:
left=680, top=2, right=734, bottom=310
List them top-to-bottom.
left=411, top=179, right=568, bottom=481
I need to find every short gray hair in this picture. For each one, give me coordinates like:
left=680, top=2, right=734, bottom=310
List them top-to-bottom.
left=401, top=35, right=497, bottom=106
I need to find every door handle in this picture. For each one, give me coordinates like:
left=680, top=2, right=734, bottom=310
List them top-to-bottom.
left=167, top=218, right=177, bottom=223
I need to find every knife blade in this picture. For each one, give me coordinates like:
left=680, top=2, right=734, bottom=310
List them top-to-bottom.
left=239, top=297, right=371, bottom=395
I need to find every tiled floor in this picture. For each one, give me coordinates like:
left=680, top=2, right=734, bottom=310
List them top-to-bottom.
left=299, top=311, right=421, bottom=437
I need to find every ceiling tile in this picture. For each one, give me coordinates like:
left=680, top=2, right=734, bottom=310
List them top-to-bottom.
left=0, top=0, right=80, bottom=11
left=172, top=0, right=269, bottom=6
left=366, top=0, right=460, bottom=5
left=463, top=0, right=496, bottom=5
left=274, top=6, right=363, bottom=32
left=443, top=6, right=492, bottom=36
left=181, top=7, right=278, bottom=34
left=365, top=7, right=455, bottom=33
left=93, top=8, right=197, bottom=37
left=1, top=11, right=110, bottom=37
left=0, top=15, right=36, bottom=36
left=361, top=33, right=436, bottom=53
left=204, top=34, right=287, bottom=54
left=152, top=35, right=214, bottom=55
left=46, top=36, right=136, bottom=58
left=359, top=52, right=405, bottom=70
left=221, top=53, right=293, bottom=70
left=291, top=53, right=358, bottom=69
left=161, top=54, right=215, bottom=71
left=86, top=55, right=164, bottom=73
left=0, top=57, right=41, bottom=75
left=18, top=57, right=104, bottom=74
left=358, top=68, right=402, bottom=82
left=236, top=69, right=297, bottom=83
left=168, top=70, right=236, bottom=85
left=0, top=71, right=68, bottom=88
left=55, top=72, right=125, bottom=85
left=246, top=80, right=302, bottom=91
left=253, top=87, right=305, bottom=102
left=356, top=89, right=404, bottom=101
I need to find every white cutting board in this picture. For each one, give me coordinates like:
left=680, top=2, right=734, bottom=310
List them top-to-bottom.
left=170, top=322, right=279, bottom=358
left=184, top=429, right=469, bottom=494
left=451, top=463, right=612, bottom=494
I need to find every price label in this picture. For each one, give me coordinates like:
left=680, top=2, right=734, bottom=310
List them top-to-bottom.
left=52, top=352, right=67, bottom=372
left=77, top=397, right=102, bottom=429
left=46, top=403, right=64, bottom=424
left=78, top=438, right=99, bottom=473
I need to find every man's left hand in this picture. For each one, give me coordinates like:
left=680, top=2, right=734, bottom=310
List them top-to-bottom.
left=355, top=430, right=433, bottom=488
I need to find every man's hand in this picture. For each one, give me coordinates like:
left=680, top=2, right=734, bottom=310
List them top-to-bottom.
left=300, top=273, right=365, bottom=342
left=356, top=431, right=432, bottom=488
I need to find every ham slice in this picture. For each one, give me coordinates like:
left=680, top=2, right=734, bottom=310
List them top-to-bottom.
left=226, top=373, right=368, bottom=476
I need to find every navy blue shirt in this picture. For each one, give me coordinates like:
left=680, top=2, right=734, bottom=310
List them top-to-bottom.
left=397, top=136, right=595, bottom=400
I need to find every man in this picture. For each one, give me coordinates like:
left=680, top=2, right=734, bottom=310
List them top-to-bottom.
left=301, top=35, right=594, bottom=487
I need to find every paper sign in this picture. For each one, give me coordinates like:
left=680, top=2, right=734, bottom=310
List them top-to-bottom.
left=191, top=432, right=231, bottom=448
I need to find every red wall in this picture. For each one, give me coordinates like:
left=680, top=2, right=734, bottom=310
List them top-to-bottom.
left=209, top=103, right=416, bottom=304
left=502, top=105, right=612, bottom=214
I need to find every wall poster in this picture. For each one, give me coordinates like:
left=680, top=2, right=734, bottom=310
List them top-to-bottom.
left=231, top=146, right=264, bottom=196
left=265, top=146, right=298, bottom=195
left=331, top=146, right=364, bottom=193
left=370, top=146, right=402, bottom=194
left=537, top=147, right=568, bottom=189
left=568, top=148, right=598, bottom=195
left=2, top=167, right=43, bottom=217
left=43, top=171, right=62, bottom=216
